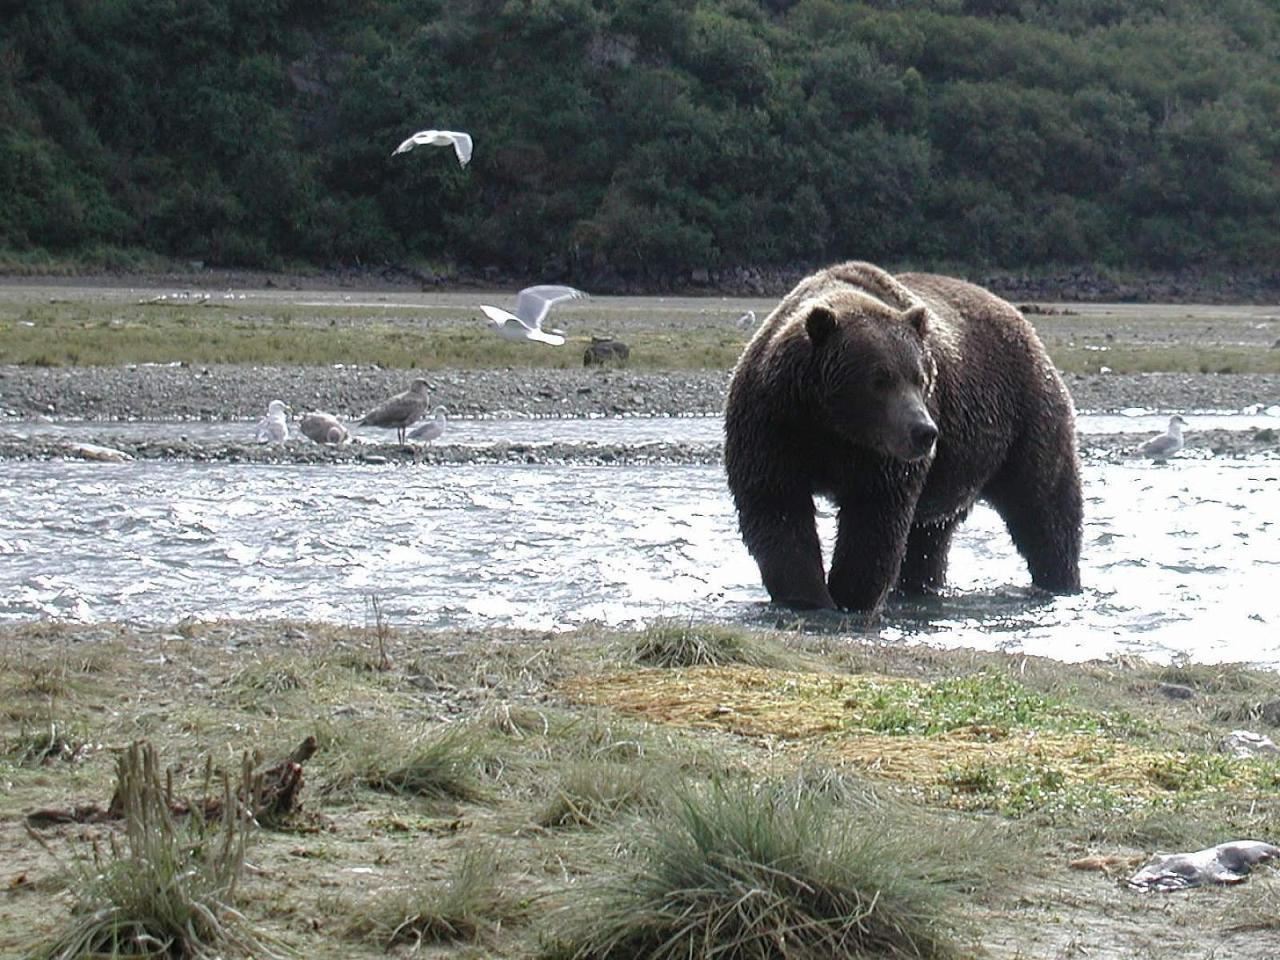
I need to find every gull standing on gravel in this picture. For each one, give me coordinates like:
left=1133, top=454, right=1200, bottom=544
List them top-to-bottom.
left=391, top=129, right=473, bottom=167
left=479, top=285, right=588, bottom=346
left=736, top=309, right=757, bottom=329
left=359, top=379, right=432, bottom=444
left=255, top=400, right=290, bottom=444
left=407, top=406, right=448, bottom=445
left=299, top=411, right=351, bottom=445
left=1137, top=415, right=1188, bottom=459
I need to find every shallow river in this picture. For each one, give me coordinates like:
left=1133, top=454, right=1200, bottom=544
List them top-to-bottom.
left=6, top=408, right=1280, bottom=447
left=2, top=446, right=1277, bottom=666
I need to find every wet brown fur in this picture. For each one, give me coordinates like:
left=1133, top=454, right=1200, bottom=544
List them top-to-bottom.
left=724, top=261, right=1082, bottom=612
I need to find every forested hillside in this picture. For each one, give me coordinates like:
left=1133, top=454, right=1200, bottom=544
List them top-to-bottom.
left=2, top=0, right=1278, bottom=285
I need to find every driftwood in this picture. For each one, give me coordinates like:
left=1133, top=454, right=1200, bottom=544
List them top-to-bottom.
left=25, top=736, right=318, bottom=828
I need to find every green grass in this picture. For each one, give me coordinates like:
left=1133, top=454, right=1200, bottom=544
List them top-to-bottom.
left=5, top=292, right=1280, bottom=373
left=0, top=299, right=743, bottom=370
left=1048, top=342, right=1280, bottom=375
left=625, top=621, right=796, bottom=669
left=850, top=670, right=1148, bottom=739
left=323, top=722, right=494, bottom=802
left=536, top=760, right=664, bottom=829
left=550, top=780, right=1002, bottom=960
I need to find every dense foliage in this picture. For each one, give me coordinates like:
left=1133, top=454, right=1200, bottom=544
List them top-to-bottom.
left=3, top=0, right=1278, bottom=281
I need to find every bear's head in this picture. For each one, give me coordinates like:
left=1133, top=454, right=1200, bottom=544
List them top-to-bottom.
left=804, top=301, right=938, bottom=462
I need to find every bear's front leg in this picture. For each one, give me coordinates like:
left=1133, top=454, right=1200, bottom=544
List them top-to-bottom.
left=736, top=490, right=835, bottom=610
left=828, top=501, right=914, bottom=612
left=898, top=513, right=966, bottom=594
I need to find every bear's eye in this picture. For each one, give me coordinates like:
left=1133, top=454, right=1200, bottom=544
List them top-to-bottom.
left=872, top=369, right=895, bottom=391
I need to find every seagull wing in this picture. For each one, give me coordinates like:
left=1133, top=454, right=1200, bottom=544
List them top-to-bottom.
left=447, top=131, right=473, bottom=166
left=514, top=285, right=587, bottom=329
left=479, top=303, right=525, bottom=327
left=526, top=328, right=566, bottom=346
left=361, top=391, right=425, bottom=428
left=255, top=416, right=272, bottom=442
left=408, top=420, right=445, bottom=442
left=1138, top=434, right=1179, bottom=457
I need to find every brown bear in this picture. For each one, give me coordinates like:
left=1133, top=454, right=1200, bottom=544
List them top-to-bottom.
left=724, top=261, right=1081, bottom=612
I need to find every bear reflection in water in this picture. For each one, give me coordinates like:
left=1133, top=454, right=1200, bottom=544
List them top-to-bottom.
left=724, top=260, right=1082, bottom=614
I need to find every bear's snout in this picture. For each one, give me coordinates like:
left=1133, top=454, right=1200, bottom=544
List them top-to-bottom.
left=909, top=421, right=939, bottom=459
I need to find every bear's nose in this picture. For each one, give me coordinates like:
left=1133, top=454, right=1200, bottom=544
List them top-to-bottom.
left=910, top=422, right=938, bottom=456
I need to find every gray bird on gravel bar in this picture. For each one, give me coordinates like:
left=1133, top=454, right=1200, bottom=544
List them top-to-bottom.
left=359, top=379, right=432, bottom=444
left=407, top=406, right=448, bottom=445
left=1137, top=414, right=1187, bottom=459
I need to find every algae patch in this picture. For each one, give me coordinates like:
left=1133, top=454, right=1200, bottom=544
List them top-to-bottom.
left=562, top=666, right=1280, bottom=815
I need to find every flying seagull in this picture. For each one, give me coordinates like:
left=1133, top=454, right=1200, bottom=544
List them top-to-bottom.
left=391, top=129, right=473, bottom=167
left=479, top=285, right=588, bottom=346
left=359, top=378, right=432, bottom=444
left=255, top=399, right=290, bottom=444
left=407, top=406, right=448, bottom=444
left=299, top=411, right=350, bottom=445
left=1137, top=414, right=1187, bottom=459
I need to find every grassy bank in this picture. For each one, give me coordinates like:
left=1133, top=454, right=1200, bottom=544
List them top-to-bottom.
left=3, top=291, right=1279, bottom=374
left=3, top=619, right=1279, bottom=958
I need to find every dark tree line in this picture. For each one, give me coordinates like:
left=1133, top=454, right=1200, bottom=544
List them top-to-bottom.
left=2, top=0, right=1278, bottom=282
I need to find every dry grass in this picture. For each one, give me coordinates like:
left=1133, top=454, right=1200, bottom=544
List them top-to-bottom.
left=5, top=621, right=1280, bottom=960
left=322, top=722, right=494, bottom=802
left=32, top=741, right=280, bottom=959
left=343, top=847, right=524, bottom=948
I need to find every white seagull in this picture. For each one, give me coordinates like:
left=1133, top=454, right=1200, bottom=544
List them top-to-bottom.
left=391, top=129, right=473, bottom=167
left=479, top=285, right=588, bottom=346
left=736, top=309, right=757, bottom=329
left=255, top=400, right=290, bottom=444
left=407, top=406, right=448, bottom=444
left=299, top=411, right=350, bottom=445
left=1137, top=414, right=1187, bottom=459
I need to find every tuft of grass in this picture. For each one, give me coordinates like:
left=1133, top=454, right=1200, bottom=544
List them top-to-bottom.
left=627, top=621, right=793, bottom=669
left=1156, top=660, right=1267, bottom=695
left=231, top=661, right=305, bottom=695
left=5, top=719, right=89, bottom=765
left=324, top=723, right=491, bottom=802
left=32, top=741, right=280, bottom=959
left=537, top=761, right=664, bottom=829
left=551, top=781, right=990, bottom=960
left=345, top=847, right=522, bottom=947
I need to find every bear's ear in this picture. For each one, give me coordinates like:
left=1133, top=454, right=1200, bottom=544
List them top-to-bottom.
left=805, top=305, right=838, bottom=347
left=902, top=305, right=929, bottom=336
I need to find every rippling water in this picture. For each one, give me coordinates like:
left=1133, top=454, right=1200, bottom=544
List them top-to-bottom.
left=2, top=449, right=1277, bottom=665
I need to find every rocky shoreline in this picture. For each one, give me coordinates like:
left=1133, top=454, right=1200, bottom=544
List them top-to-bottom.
left=1, top=365, right=1276, bottom=464
left=3, top=365, right=1278, bottom=422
